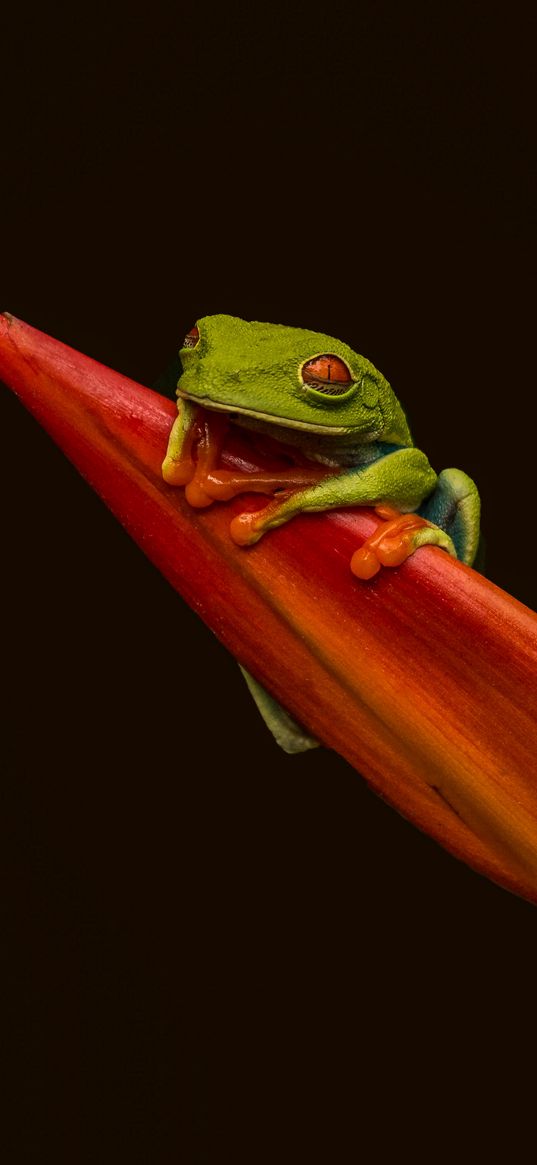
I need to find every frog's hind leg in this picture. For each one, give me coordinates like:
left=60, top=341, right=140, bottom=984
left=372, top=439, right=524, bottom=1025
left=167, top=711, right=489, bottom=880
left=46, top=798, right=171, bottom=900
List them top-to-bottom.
left=418, top=468, right=481, bottom=567
left=238, top=666, right=320, bottom=754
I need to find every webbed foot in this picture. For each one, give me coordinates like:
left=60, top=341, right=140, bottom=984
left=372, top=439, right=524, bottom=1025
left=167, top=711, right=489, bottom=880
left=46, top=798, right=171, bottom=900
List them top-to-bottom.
left=350, top=505, right=457, bottom=580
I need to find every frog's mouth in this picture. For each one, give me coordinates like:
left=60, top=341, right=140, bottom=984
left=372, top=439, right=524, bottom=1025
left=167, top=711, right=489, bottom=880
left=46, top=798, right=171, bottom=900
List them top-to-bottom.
left=176, top=389, right=355, bottom=436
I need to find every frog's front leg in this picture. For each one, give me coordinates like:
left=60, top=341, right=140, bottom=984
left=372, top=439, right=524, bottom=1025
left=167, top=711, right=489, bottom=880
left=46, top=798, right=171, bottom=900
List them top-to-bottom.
left=162, top=399, right=202, bottom=486
left=162, top=401, right=230, bottom=506
left=163, top=403, right=330, bottom=502
left=229, top=447, right=458, bottom=577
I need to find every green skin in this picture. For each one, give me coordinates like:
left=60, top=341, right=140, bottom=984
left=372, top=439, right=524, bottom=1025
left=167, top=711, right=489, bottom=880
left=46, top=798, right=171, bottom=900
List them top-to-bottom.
left=162, top=314, right=481, bottom=568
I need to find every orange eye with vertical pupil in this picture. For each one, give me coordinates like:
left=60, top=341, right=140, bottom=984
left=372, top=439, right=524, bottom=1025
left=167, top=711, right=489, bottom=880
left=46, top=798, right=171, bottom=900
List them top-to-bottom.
left=183, top=325, right=200, bottom=348
left=302, top=354, right=353, bottom=395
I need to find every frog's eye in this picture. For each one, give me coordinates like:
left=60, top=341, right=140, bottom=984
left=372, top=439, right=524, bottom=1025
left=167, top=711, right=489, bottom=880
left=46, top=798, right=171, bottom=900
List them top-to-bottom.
left=182, top=325, right=200, bottom=349
left=301, top=354, right=353, bottom=395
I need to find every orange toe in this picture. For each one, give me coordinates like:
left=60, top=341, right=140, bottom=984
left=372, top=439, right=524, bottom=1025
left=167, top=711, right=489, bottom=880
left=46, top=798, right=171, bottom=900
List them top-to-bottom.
left=351, top=512, right=431, bottom=579
left=350, top=545, right=382, bottom=579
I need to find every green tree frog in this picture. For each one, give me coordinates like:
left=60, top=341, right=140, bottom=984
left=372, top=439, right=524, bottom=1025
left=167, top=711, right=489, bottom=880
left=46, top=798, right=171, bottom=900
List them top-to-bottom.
left=161, top=314, right=481, bottom=751
left=162, top=314, right=480, bottom=574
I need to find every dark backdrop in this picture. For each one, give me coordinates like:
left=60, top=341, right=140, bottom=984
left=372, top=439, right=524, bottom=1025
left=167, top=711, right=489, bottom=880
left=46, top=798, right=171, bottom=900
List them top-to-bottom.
left=2, top=6, right=536, bottom=1160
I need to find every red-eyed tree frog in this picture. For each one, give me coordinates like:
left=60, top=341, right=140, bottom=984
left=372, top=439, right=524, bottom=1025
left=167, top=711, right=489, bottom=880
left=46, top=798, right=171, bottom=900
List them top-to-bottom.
left=162, top=314, right=481, bottom=751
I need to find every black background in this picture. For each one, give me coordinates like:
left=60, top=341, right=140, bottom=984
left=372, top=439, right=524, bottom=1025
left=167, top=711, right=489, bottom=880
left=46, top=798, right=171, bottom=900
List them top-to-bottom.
left=2, top=5, right=536, bottom=1160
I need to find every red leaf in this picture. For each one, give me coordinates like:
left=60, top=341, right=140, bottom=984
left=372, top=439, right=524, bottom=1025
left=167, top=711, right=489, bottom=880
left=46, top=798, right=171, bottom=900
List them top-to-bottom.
left=2, top=312, right=537, bottom=903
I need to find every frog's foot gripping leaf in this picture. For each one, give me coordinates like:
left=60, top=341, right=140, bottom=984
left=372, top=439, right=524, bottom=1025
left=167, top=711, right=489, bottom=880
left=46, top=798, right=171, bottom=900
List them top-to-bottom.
left=162, top=402, right=230, bottom=502
left=163, top=402, right=329, bottom=508
left=350, top=468, right=481, bottom=578
left=228, top=494, right=459, bottom=581
left=349, top=505, right=457, bottom=579
left=239, top=667, right=320, bottom=754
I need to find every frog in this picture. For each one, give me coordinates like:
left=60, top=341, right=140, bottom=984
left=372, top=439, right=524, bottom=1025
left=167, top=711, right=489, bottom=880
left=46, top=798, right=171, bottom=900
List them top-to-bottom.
left=162, top=314, right=481, bottom=752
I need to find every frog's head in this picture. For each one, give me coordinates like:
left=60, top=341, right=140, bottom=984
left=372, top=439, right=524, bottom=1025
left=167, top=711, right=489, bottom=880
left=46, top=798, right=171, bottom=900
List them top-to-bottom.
left=177, top=315, right=411, bottom=446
